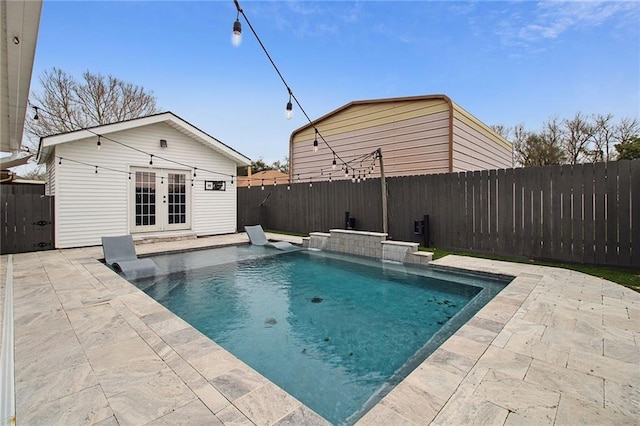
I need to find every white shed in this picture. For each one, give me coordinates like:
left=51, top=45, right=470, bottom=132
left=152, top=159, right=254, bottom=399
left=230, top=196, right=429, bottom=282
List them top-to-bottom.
left=36, top=112, right=251, bottom=248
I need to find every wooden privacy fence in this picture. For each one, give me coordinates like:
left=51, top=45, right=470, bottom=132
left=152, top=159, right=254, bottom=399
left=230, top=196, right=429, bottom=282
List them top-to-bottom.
left=237, top=159, right=640, bottom=268
left=0, top=193, right=54, bottom=254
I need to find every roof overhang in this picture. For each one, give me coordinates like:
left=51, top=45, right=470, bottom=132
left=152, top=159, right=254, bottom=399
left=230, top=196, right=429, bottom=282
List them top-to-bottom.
left=0, top=0, right=43, bottom=154
left=37, top=111, right=251, bottom=166
left=0, top=153, right=33, bottom=168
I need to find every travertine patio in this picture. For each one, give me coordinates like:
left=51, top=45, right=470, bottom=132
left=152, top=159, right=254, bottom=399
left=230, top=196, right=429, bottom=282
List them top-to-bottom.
left=1, top=233, right=638, bottom=425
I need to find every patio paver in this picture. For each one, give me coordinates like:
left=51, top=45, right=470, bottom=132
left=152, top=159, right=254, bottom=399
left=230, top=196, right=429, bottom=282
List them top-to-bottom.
left=1, top=235, right=638, bottom=425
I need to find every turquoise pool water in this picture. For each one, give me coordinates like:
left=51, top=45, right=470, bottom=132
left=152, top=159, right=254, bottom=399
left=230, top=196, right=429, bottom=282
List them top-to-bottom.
left=132, top=246, right=509, bottom=424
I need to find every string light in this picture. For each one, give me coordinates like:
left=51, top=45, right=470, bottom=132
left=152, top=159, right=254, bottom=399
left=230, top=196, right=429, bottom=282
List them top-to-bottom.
left=231, top=0, right=242, bottom=46
left=231, top=0, right=383, bottom=182
left=285, top=89, right=293, bottom=120
left=32, top=104, right=237, bottom=184
left=33, top=106, right=39, bottom=120
left=313, top=129, right=318, bottom=153
left=96, top=135, right=101, bottom=150
left=149, top=154, right=153, bottom=166
left=332, top=154, right=336, bottom=170
left=58, top=157, right=62, bottom=166
left=95, top=166, right=98, bottom=174
left=193, top=167, right=197, bottom=178
left=344, top=167, right=349, bottom=178
left=273, top=178, right=277, bottom=186
left=261, top=179, right=264, bottom=190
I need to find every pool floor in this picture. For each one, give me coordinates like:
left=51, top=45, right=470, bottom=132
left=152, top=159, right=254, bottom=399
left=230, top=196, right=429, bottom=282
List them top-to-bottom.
left=133, top=248, right=508, bottom=424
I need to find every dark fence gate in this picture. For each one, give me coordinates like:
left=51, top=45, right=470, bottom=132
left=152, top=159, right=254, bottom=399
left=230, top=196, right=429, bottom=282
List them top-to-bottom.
left=238, top=160, right=639, bottom=268
left=1, top=192, right=54, bottom=254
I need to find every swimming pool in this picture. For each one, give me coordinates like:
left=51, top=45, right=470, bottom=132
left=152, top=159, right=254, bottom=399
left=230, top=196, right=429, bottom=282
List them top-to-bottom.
left=130, top=246, right=510, bottom=424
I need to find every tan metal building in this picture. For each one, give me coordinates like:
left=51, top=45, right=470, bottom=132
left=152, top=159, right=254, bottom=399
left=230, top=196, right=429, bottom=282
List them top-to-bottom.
left=289, top=94, right=513, bottom=182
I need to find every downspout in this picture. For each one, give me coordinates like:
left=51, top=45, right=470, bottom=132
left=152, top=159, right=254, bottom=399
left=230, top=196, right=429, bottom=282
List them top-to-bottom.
left=443, top=95, right=454, bottom=173
left=288, top=132, right=293, bottom=184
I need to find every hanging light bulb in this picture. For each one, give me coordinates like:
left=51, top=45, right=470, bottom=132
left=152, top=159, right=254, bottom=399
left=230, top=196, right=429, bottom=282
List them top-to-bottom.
left=231, top=1, right=242, bottom=47
left=285, top=90, right=293, bottom=120
left=33, top=106, right=39, bottom=120
left=313, top=129, right=318, bottom=153
left=97, top=135, right=101, bottom=150
left=149, top=155, right=154, bottom=166
left=332, top=155, right=337, bottom=170
left=58, top=157, right=62, bottom=166
left=95, top=166, right=98, bottom=174
left=344, top=167, right=349, bottom=178
left=193, top=168, right=197, bottom=178
left=128, top=173, right=131, bottom=180
left=351, top=173, right=356, bottom=183
left=329, top=175, right=332, bottom=183
left=231, top=176, right=234, bottom=185
left=273, top=178, right=277, bottom=186
left=261, top=179, right=264, bottom=190
left=309, top=181, right=312, bottom=188
left=287, top=184, right=291, bottom=190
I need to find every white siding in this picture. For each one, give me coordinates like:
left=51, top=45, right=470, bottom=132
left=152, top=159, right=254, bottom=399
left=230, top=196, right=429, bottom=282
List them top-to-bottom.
left=54, top=122, right=238, bottom=248
left=45, top=155, right=56, bottom=196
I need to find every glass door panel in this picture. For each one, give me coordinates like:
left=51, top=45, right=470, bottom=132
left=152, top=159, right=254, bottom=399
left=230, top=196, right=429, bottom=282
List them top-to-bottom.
left=134, top=171, right=160, bottom=231
left=167, top=173, right=188, bottom=227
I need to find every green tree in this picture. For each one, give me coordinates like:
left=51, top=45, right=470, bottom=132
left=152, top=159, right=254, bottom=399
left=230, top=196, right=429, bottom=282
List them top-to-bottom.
left=518, top=133, right=566, bottom=167
left=615, top=135, right=640, bottom=160
left=248, top=157, right=288, bottom=174
left=271, top=157, right=289, bottom=173
left=251, top=158, right=270, bottom=174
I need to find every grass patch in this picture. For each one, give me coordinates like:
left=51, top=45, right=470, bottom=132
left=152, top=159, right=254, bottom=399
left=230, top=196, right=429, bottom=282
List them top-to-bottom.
left=420, top=247, right=640, bottom=292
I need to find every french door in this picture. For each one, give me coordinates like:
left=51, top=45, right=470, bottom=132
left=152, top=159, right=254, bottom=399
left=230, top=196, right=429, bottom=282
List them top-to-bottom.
left=131, top=168, right=191, bottom=233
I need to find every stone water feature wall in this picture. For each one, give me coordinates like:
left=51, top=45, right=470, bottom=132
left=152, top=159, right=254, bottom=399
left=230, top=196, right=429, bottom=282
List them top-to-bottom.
left=304, top=229, right=432, bottom=266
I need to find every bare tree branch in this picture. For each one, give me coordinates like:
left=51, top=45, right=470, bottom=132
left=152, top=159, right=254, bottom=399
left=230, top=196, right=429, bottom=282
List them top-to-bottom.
left=25, top=68, right=159, bottom=150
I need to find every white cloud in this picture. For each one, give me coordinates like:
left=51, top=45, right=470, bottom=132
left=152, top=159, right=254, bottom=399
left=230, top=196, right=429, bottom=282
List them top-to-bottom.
left=471, top=1, right=639, bottom=49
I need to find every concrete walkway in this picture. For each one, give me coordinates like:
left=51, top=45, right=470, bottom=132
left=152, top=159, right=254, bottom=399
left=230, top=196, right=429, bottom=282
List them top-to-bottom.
left=1, top=233, right=638, bottom=425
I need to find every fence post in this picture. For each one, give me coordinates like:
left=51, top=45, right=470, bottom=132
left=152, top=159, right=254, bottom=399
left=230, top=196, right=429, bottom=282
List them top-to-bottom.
left=378, top=148, right=388, bottom=234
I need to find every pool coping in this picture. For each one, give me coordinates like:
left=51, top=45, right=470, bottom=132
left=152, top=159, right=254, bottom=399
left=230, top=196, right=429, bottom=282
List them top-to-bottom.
left=3, top=233, right=639, bottom=425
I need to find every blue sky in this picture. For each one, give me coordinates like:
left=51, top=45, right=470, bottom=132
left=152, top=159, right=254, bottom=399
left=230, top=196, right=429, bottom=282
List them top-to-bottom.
left=31, top=0, right=639, bottom=163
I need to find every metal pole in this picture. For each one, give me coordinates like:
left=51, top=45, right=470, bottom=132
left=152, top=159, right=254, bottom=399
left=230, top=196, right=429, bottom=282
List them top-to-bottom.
left=378, top=148, right=388, bottom=234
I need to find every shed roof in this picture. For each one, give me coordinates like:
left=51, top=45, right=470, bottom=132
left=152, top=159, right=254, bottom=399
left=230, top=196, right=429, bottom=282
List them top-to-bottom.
left=289, top=94, right=510, bottom=148
left=290, top=94, right=453, bottom=138
left=36, top=111, right=251, bottom=166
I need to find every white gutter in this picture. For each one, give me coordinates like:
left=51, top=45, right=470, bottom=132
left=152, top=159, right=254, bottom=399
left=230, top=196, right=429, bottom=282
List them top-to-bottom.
left=0, top=255, right=15, bottom=425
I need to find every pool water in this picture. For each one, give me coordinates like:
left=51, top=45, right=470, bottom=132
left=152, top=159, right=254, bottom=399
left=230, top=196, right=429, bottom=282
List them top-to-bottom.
left=132, top=247, right=509, bottom=424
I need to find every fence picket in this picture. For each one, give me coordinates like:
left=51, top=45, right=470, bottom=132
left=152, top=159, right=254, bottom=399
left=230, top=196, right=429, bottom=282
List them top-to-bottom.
left=237, top=160, right=640, bottom=267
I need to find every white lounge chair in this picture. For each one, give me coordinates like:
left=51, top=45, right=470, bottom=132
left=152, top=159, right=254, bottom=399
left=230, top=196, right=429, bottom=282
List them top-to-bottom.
left=244, top=225, right=298, bottom=251
left=101, top=235, right=158, bottom=277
